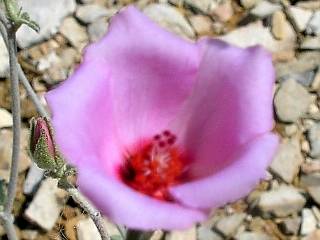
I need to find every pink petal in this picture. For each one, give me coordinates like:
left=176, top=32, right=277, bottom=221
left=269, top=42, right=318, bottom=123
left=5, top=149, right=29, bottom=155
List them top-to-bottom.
left=46, top=6, right=200, bottom=171
left=171, top=39, right=276, bottom=178
left=170, top=133, right=279, bottom=209
left=77, top=167, right=206, bottom=230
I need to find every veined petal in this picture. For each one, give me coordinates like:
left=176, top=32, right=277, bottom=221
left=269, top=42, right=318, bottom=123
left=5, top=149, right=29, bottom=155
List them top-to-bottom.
left=46, top=6, right=200, bottom=172
left=172, top=39, right=276, bottom=178
left=170, top=133, right=279, bottom=209
left=77, top=167, right=206, bottom=230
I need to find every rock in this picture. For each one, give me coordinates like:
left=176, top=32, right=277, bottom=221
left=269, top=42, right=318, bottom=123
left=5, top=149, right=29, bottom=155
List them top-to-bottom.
left=16, top=0, right=76, bottom=48
left=184, top=0, right=218, bottom=14
left=212, top=0, right=233, bottom=22
left=240, top=0, right=259, bottom=9
left=250, top=0, right=281, bottom=18
left=76, top=4, right=112, bottom=24
left=143, top=4, right=195, bottom=39
left=289, top=6, right=313, bottom=32
left=271, top=11, right=287, bottom=40
left=307, top=11, right=320, bottom=36
left=189, top=15, right=212, bottom=36
left=60, top=17, right=89, bottom=50
left=88, top=18, right=109, bottom=42
left=219, top=21, right=295, bottom=53
left=0, top=37, right=9, bottom=78
left=301, top=37, right=320, bottom=50
left=311, top=68, right=320, bottom=91
left=274, top=79, right=312, bottom=122
left=0, top=108, right=12, bottom=128
left=308, top=123, right=320, bottom=158
left=284, top=124, right=298, bottom=137
left=0, top=129, right=32, bottom=177
left=269, top=137, right=303, bottom=183
left=301, top=161, right=320, bottom=174
left=23, top=163, right=44, bottom=195
left=301, top=173, right=320, bottom=206
left=25, top=178, right=66, bottom=231
left=258, top=185, right=306, bottom=217
left=308, top=187, right=320, bottom=208
left=301, top=208, right=317, bottom=235
left=215, top=213, right=246, bottom=237
left=280, top=217, right=301, bottom=235
left=77, top=218, right=102, bottom=240
left=166, top=226, right=196, bottom=240
left=198, top=226, right=223, bottom=240
left=20, top=230, right=38, bottom=240
left=150, top=230, right=164, bottom=240
left=305, top=230, right=320, bottom=240
left=236, top=231, right=271, bottom=240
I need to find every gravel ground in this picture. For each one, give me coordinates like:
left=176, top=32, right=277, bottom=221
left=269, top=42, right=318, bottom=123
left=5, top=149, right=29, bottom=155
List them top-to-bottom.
left=0, top=0, right=320, bottom=239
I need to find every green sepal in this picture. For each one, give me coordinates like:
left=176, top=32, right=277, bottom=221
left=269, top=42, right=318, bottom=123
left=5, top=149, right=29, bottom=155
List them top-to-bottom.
left=33, top=130, right=56, bottom=170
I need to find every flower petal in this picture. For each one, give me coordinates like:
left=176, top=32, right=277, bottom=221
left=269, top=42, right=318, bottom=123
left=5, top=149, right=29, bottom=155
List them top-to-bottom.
left=46, top=6, right=200, bottom=170
left=85, top=6, right=200, bottom=147
left=172, top=39, right=276, bottom=177
left=170, top=133, right=279, bottom=209
left=77, top=167, right=206, bottom=230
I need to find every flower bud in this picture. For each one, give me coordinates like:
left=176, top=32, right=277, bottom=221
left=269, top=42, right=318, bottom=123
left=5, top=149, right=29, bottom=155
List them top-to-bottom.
left=29, top=117, right=56, bottom=170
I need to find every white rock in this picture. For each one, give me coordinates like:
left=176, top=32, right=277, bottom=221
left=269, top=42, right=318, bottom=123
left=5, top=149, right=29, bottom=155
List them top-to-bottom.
left=16, top=0, right=76, bottom=48
left=184, top=0, right=218, bottom=14
left=240, top=0, right=259, bottom=9
left=251, top=0, right=281, bottom=18
left=76, top=4, right=112, bottom=24
left=143, top=4, right=195, bottom=39
left=289, top=6, right=313, bottom=32
left=271, top=11, right=287, bottom=40
left=307, top=11, right=320, bottom=36
left=189, top=15, right=212, bottom=36
left=60, top=17, right=89, bottom=50
left=88, top=18, right=109, bottom=42
left=219, top=21, right=295, bottom=53
left=0, top=37, right=9, bottom=78
left=301, top=37, right=320, bottom=50
left=274, top=79, right=313, bottom=122
left=0, top=108, right=12, bottom=128
left=308, top=123, right=320, bottom=158
left=270, top=137, right=303, bottom=183
left=23, top=163, right=44, bottom=195
left=25, top=178, right=66, bottom=231
left=258, top=185, right=306, bottom=217
left=301, top=208, right=317, bottom=235
left=215, top=213, right=246, bottom=237
left=77, top=218, right=102, bottom=240
left=166, top=226, right=196, bottom=240
left=198, top=226, right=223, bottom=240
left=236, top=231, right=271, bottom=240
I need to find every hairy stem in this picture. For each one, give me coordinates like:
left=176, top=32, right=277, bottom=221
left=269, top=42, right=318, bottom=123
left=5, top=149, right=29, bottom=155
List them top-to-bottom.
left=5, top=27, right=21, bottom=215
left=60, top=182, right=111, bottom=240
left=0, top=212, right=18, bottom=240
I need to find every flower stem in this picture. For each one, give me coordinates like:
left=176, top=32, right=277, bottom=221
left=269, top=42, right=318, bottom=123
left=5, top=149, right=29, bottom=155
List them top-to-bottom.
left=59, top=181, right=111, bottom=240
left=0, top=212, right=17, bottom=240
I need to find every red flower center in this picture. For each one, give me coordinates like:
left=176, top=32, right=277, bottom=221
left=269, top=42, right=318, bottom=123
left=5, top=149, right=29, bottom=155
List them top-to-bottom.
left=120, top=130, right=185, bottom=201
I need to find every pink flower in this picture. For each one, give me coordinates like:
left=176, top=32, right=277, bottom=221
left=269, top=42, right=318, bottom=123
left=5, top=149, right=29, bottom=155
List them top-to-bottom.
left=46, top=6, right=278, bottom=230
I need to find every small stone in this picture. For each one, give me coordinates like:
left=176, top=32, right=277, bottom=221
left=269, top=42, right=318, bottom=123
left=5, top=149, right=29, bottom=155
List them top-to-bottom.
left=16, top=0, right=76, bottom=48
left=184, top=0, right=218, bottom=14
left=212, top=0, right=233, bottom=22
left=240, top=0, right=258, bottom=9
left=250, top=0, right=281, bottom=18
left=76, top=4, right=112, bottom=24
left=143, top=4, right=195, bottom=39
left=289, top=6, right=313, bottom=32
left=271, top=11, right=287, bottom=40
left=307, top=11, right=320, bottom=36
left=189, top=15, right=212, bottom=36
left=60, top=17, right=89, bottom=50
left=88, top=18, right=109, bottom=42
left=219, top=21, right=295, bottom=53
left=0, top=37, right=9, bottom=78
left=301, top=37, right=320, bottom=50
left=311, top=68, right=320, bottom=91
left=274, top=79, right=313, bottom=122
left=0, top=108, right=13, bottom=128
left=308, top=123, right=320, bottom=158
left=284, top=124, right=298, bottom=137
left=270, top=137, right=303, bottom=183
left=301, top=161, right=320, bottom=174
left=23, top=163, right=44, bottom=195
left=25, top=178, right=66, bottom=231
left=258, top=185, right=306, bottom=217
left=301, top=208, right=317, bottom=235
left=215, top=213, right=246, bottom=237
left=280, top=217, right=301, bottom=235
left=77, top=218, right=102, bottom=240
left=166, top=226, right=196, bottom=240
left=198, top=226, right=223, bottom=240
left=20, top=230, right=38, bottom=240
left=150, top=230, right=164, bottom=240
left=305, top=230, right=320, bottom=240
left=236, top=231, right=271, bottom=240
